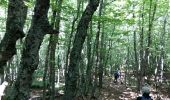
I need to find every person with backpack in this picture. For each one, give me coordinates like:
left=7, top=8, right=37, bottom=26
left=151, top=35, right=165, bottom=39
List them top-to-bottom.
left=114, top=71, right=119, bottom=83
left=137, top=83, right=153, bottom=100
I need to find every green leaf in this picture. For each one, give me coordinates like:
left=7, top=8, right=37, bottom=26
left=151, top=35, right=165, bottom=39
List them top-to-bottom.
left=24, top=1, right=32, bottom=7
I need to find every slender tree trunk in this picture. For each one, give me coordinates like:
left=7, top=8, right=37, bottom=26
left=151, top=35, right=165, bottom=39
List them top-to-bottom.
left=49, top=0, right=63, bottom=99
left=63, top=0, right=100, bottom=99
left=65, top=0, right=81, bottom=75
left=98, top=0, right=104, bottom=89
left=139, top=0, right=145, bottom=91
left=144, top=0, right=157, bottom=78
left=91, top=2, right=102, bottom=96
left=132, top=3, right=139, bottom=91
left=157, top=16, right=167, bottom=83
left=160, top=16, right=167, bottom=83
left=85, top=21, right=93, bottom=95
left=105, top=34, right=114, bottom=73
left=49, top=35, right=57, bottom=100
left=126, top=39, right=130, bottom=87
left=43, top=41, right=50, bottom=100
left=78, top=54, right=86, bottom=96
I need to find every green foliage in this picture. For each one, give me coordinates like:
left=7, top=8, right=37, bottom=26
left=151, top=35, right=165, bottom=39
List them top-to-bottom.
left=0, top=0, right=7, bottom=7
left=24, top=1, right=33, bottom=7
left=62, top=3, right=77, bottom=14
left=92, top=15, right=122, bottom=24
left=31, top=79, right=46, bottom=89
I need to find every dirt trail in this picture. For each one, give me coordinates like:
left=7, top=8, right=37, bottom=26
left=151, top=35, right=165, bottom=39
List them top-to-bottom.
left=30, top=77, right=170, bottom=100
left=99, top=77, right=170, bottom=100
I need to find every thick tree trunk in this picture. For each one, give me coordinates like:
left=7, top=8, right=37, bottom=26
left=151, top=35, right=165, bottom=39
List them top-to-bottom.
left=0, top=0, right=27, bottom=72
left=8, top=0, right=52, bottom=99
left=63, top=0, right=100, bottom=99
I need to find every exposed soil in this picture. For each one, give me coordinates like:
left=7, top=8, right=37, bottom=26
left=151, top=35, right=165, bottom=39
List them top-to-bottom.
left=30, top=77, right=170, bottom=100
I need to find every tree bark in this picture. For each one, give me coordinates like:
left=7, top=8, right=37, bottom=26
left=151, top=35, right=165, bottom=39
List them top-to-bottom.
left=0, top=0, right=27, bottom=72
left=8, top=0, right=52, bottom=99
left=48, top=0, right=63, bottom=99
left=63, top=0, right=100, bottom=99
left=65, top=0, right=81, bottom=75
left=98, top=0, right=104, bottom=89
left=139, top=0, right=145, bottom=91
left=144, top=0, right=157, bottom=77
left=132, top=3, right=139, bottom=91
left=85, top=21, right=93, bottom=95
left=49, top=35, right=57, bottom=100
left=43, top=41, right=50, bottom=100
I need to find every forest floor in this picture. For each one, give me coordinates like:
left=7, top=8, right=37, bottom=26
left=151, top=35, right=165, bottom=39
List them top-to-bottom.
left=30, top=76, right=170, bottom=100
left=98, top=76, right=170, bottom=100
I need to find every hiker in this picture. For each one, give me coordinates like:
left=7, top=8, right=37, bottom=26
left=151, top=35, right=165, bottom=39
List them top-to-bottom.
left=114, top=71, right=119, bottom=83
left=137, top=83, right=153, bottom=100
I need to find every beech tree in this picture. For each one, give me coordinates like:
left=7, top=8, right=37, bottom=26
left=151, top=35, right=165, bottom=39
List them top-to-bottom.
left=0, top=0, right=27, bottom=75
left=8, top=0, right=54, bottom=99
left=63, top=0, right=100, bottom=99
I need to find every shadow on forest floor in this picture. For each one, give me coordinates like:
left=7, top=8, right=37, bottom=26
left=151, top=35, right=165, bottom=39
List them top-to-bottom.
left=30, top=76, right=170, bottom=100
left=98, top=77, right=170, bottom=100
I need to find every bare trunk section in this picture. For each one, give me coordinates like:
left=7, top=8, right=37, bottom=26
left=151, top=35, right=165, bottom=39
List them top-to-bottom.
left=0, top=0, right=27, bottom=72
left=8, top=0, right=53, bottom=99
left=48, top=0, right=63, bottom=99
left=63, top=0, right=100, bottom=99
left=65, top=0, right=81, bottom=75
left=91, top=0, right=102, bottom=95
left=98, top=0, right=104, bottom=89
left=139, top=0, right=145, bottom=91
left=144, top=0, right=157, bottom=78
left=132, top=3, right=139, bottom=91
left=159, top=17, right=167, bottom=83
left=85, top=21, right=93, bottom=95
left=49, top=35, right=57, bottom=100
left=43, top=41, right=50, bottom=100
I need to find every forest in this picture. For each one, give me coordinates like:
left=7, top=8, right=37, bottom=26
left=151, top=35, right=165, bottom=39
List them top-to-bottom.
left=0, top=0, right=170, bottom=100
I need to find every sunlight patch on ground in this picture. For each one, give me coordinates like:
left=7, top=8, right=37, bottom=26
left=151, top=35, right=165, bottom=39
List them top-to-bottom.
left=100, top=77, right=170, bottom=100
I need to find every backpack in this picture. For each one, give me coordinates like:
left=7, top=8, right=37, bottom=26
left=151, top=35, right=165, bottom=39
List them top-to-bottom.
left=114, top=72, right=119, bottom=78
left=141, top=96, right=152, bottom=100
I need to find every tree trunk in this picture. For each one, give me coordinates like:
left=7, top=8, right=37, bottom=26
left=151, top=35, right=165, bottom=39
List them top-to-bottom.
left=0, top=0, right=27, bottom=72
left=8, top=0, right=53, bottom=99
left=48, top=0, right=62, bottom=99
left=63, top=0, right=100, bottom=99
left=65, top=0, right=81, bottom=75
left=91, top=0, right=104, bottom=95
left=98, top=0, right=104, bottom=89
left=139, top=0, right=145, bottom=91
left=144, top=0, right=157, bottom=78
left=132, top=3, right=139, bottom=91
left=159, top=16, right=167, bottom=83
left=85, top=21, right=93, bottom=95
left=49, top=35, right=57, bottom=100
left=43, top=41, right=50, bottom=100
